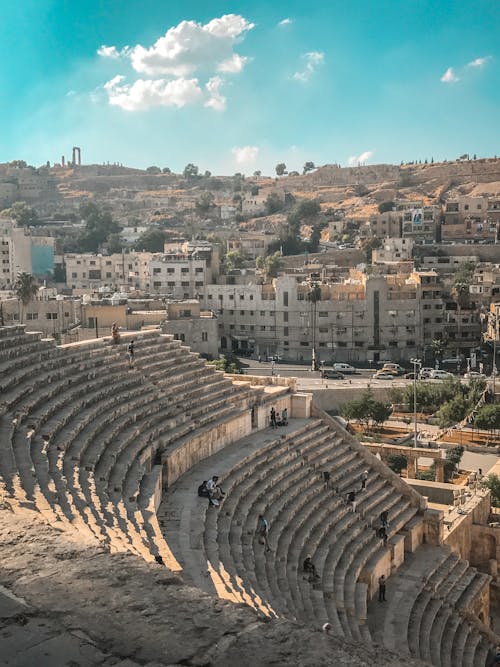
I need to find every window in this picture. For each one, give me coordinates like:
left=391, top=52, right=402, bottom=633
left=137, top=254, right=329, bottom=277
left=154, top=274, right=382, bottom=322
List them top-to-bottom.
left=89, top=260, right=96, bottom=266
left=195, top=267, right=203, bottom=273
left=153, top=268, right=161, bottom=274
left=167, top=268, right=175, bottom=274
left=72, top=272, right=77, bottom=278
left=106, top=273, right=112, bottom=278
left=153, top=281, right=161, bottom=288
left=167, top=281, right=175, bottom=287
left=181, top=281, right=189, bottom=287
left=195, top=281, right=204, bottom=287
left=283, top=291, right=288, bottom=307
left=208, top=294, right=213, bottom=300
left=229, top=294, right=234, bottom=300
left=239, top=294, right=244, bottom=300
left=249, top=295, right=254, bottom=301
left=181, top=310, right=191, bottom=317
left=229, top=310, right=234, bottom=315
left=240, top=310, right=244, bottom=316
left=260, top=310, right=265, bottom=316
left=318, top=311, right=328, bottom=317
left=46, top=312, right=58, bottom=320
left=284, top=312, right=288, bottom=322
left=26, top=313, right=38, bottom=320
left=229, top=324, right=235, bottom=330
left=250, top=325, right=254, bottom=331
left=260, top=325, right=266, bottom=331
left=284, top=327, right=289, bottom=336
left=319, top=327, right=328, bottom=333
left=201, top=332, right=208, bottom=341
left=300, top=341, right=309, bottom=346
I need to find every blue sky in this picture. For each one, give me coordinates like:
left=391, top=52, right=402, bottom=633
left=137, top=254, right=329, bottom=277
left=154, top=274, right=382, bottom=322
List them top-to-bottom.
left=1, top=0, right=499, bottom=175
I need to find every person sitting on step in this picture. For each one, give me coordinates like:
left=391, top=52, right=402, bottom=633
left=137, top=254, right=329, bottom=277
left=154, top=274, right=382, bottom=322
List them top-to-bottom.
left=303, top=555, right=320, bottom=582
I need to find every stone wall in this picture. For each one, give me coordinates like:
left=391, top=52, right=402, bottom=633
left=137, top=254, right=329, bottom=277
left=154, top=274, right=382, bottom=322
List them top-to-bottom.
left=163, top=411, right=252, bottom=487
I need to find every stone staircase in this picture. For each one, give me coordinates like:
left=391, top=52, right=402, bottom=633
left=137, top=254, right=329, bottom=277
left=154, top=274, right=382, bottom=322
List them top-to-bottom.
left=0, top=326, right=266, bottom=568
left=159, top=417, right=423, bottom=643
left=368, top=543, right=496, bottom=667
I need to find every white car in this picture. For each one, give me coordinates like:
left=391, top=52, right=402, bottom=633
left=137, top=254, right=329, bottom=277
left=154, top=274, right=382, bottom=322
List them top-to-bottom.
left=332, top=363, right=357, bottom=374
left=419, top=367, right=435, bottom=379
left=429, top=370, right=454, bottom=380
left=464, top=371, right=486, bottom=380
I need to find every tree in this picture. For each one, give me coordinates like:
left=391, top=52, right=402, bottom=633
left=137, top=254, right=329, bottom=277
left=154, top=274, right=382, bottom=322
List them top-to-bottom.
left=303, top=161, right=315, bottom=174
left=183, top=163, right=199, bottom=178
left=275, top=163, right=287, bottom=176
left=146, top=166, right=161, bottom=174
left=162, top=167, right=171, bottom=174
left=204, top=170, right=212, bottom=178
left=253, top=170, right=262, bottom=177
left=195, top=192, right=215, bottom=214
left=265, top=192, right=284, bottom=215
left=1, top=201, right=38, bottom=226
left=378, top=201, right=395, bottom=214
left=77, top=202, right=121, bottom=253
left=135, top=228, right=165, bottom=253
left=106, top=233, right=124, bottom=254
left=361, top=236, right=382, bottom=264
left=225, top=250, right=245, bottom=270
left=256, top=252, right=282, bottom=280
left=14, top=272, right=38, bottom=322
left=431, top=338, right=447, bottom=362
left=340, top=391, right=391, bottom=432
left=435, top=395, right=468, bottom=428
left=474, top=404, right=500, bottom=432
left=443, top=445, right=464, bottom=482
left=388, top=454, right=407, bottom=476
left=483, top=473, right=500, bottom=507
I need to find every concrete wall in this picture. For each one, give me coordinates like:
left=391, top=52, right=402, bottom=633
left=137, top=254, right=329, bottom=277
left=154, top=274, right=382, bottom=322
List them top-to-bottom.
left=310, top=386, right=391, bottom=413
left=407, top=479, right=458, bottom=505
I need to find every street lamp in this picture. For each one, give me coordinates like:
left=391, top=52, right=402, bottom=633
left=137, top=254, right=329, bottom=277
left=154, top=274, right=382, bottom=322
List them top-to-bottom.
left=410, top=358, right=422, bottom=448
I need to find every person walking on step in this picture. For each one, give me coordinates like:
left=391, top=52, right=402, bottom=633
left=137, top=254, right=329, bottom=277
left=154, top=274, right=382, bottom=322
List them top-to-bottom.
left=127, top=340, right=135, bottom=367
left=270, top=407, right=277, bottom=429
left=322, top=470, right=331, bottom=490
left=360, top=470, right=368, bottom=492
left=347, top=490, right=357, bottom=512
left=257, top=514, right=271, bottom=552
left=378, top=525, right=388, bottom=547
left=378, top=574, right=387, bottom=602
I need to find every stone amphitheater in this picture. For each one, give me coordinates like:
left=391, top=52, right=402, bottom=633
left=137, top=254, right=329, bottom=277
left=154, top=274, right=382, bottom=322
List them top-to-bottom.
left=0, top=325, right=498, bottom=666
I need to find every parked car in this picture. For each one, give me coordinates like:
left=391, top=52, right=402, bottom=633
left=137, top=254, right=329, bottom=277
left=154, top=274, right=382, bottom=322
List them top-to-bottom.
left=267, top=355, right=282, bottom=363
left=332, top=363, right=357, bottom=374
left=381, top=363, right=405, bottom=375
left=419, top=367, right=435, bottom=379
left=321, top=369, right=345, bottom=379
left=429, top=370, right=454, bottom=380
left=372, top=371, right=397, bottom=380
left=464, top=371, right=486, bottom=380
left=403, top=372, right=417, bottom=379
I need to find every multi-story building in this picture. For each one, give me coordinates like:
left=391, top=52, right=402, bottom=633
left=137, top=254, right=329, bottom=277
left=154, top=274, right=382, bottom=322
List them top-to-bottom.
left=442, top=195, right=500, bottom=242
left=398, top=200, right=439, bottom=243
left=368, top=211, right=402, bottom=239
left=0, top=218, right=55, bottom=288
left=227, top=233, right=271, bottom=259
left=372, top=238, right=414, bottom=263
left=64, top=243, right=219, bottom=296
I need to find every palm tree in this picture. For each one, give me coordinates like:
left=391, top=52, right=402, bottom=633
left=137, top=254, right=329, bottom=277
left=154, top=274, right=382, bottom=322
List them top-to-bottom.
left=14, top=272, right=38, bottom=323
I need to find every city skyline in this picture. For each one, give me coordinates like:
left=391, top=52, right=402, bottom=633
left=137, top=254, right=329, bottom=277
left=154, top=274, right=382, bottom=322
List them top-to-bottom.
left=1, top=0, right=499, bottom=174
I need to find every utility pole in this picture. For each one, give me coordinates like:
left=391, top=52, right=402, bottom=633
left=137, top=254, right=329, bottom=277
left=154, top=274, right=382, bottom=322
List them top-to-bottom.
left=410, top=358, right=421, bottom=447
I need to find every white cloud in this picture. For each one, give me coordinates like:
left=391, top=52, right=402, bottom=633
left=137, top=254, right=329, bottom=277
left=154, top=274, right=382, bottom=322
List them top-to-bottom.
left=100, top=14, right=253, bottom=112
left=128, top=14, right=253, bottom=76
left=278, top=18, right=292, bottom=26
left=97, top=45, right=121, bottom=59
left=293, top=51, right=324, bottom=82
left=218, top=53, right=247, bottom=73
left=467, top=56, right=492, bottom=68
left=440, top=67, right=459, bottom=83
left=104, top=76, right=203, bottom=111
left=204, top=76, right=226, bottom=111
left=232, top=145, right=259, bottom=165
left=347, top=151, right=374, bottom=166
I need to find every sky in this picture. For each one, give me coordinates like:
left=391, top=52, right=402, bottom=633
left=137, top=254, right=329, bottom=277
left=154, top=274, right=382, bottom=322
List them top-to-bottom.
left=1, top=0, right=499, bottom=175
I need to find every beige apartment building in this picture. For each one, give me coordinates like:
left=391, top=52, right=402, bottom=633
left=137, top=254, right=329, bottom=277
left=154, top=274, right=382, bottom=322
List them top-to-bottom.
left=203, top=268, right=483, bottom=364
